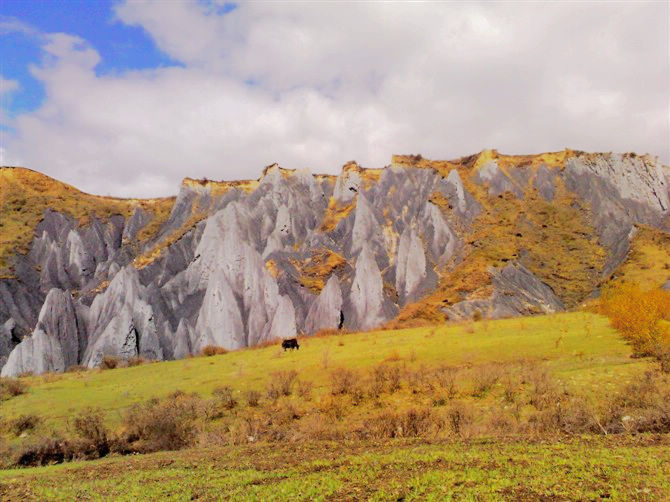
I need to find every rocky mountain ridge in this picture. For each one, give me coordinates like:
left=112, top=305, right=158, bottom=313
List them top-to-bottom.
left=1, top=150, right=669, bottom=376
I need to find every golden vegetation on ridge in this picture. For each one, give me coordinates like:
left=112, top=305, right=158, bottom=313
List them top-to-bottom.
left=0, top=167, right=174, bottom=276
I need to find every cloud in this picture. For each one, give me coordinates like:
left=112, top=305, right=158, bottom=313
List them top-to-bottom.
left=2, top=1, right=669, bottom=197
left=0, top=16, right=39, bottom=37
left=0, top=76, right=20, bottom=132
left=0, top=76, right=19, bottom=96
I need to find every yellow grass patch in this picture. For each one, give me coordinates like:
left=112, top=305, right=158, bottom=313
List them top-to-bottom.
left=320, top=196, right=356, bottom=232
left=611, top=225, right=670, bottom=290
left=293, top=249, right=347, bottom=293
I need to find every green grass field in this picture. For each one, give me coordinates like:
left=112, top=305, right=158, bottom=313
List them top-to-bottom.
left=2, top=311, right=668, bottom=500
left=1, top=437, right=668, bottom=500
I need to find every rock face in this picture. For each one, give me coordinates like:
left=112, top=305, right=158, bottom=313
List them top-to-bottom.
left=1, top=151, right=668, bottom=375
left=562, top=154, right=670, bottom=274
left=442, top=263, right=564, bottom=321
left=304, top=276, right=343, bottom=333
left=1, top=289, right=83, bottom=376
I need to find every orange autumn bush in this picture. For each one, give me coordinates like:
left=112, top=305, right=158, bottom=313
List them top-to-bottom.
left=598, top=282, right=670, bottom=357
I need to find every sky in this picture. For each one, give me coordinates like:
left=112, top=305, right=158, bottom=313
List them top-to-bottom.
left=1, top=1, right=669, bottom=198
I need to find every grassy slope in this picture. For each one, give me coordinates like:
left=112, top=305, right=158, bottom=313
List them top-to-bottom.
left=0, top=312, right=648, bottom=427
left=1, top=312, right=667, bottom=500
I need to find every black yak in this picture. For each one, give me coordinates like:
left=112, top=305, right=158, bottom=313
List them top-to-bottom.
left=282, top=338, right=300, bottom=351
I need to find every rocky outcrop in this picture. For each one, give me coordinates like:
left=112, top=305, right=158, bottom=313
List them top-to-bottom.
left=1, top=151, right=668, bottom=375
left=562, top=154, right=670, bottom=274
left=474, top=161, right=524, bottom=199
left=533, top=165, right=557, bottom=201
left=395, top=227, right=427, bottom=304
left=347, top=245, right=395, bottom=330
left=443, top=263, right=564, bottom=321
left=81, top=266, right=162, bottom=369
left=304, top=275, right=343, bottom=333
left=1, top=289, right=83, bottom=376
left=0, top=318, right=18, bottom=368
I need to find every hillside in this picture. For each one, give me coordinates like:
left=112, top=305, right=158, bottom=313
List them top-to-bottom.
left=1, top=150, right=669, bottom=376
left=0, top=167, right=174, bottom=276
left=0, top=312, right=642, bottom=427
left=1, top=312, right=669, bottom=499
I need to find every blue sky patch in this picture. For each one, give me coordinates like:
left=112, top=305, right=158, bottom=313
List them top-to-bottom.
left=1, top=0, right=179, bottom=118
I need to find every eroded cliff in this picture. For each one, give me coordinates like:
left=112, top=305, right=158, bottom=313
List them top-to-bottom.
left=1, top=150, right=668, bottom=375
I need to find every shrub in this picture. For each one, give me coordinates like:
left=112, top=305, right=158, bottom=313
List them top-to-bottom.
left=599, top=282, right=670, bottom=356
left=463, top=321, right=476, bottom=334
left=653, top=341, right=670, bottom=373
left=201, top=345, right=228, bottom=357
left=321, top=348, right=331, bottom=369
left=100, top=355, right=119, bottom=370
left=127, top=357, right=147, bottom=367
left=471, top=363, right=501, bottom=397
left=369, top=364, right=402, bottom=395
left=526, top=364, right=561, bottom=411
left=66, top=365, right=88, bottom=373
left=406, top=365, right=432, bottom=394
left=433, top=365, right=458, bottom=398
left=330, top=367, right=357, bottom=395
left=266, top=370, right=298, bottom=400
left=602, top=370, right=670, bottom=434
left=41, top=372, right=62, bottom=383
left=501, top=373, right=520, bottom=404
left=0, top=377, right=27, bottom=400
left=296, top=380, right=313, bottom=401
left=212, top=386, right=237, bottom=410
left=245, top=389, right=261, bottom=407
left=123, top=392, right=201, bottom=452
left=319, top=395, right=347, bottom=421
left=527, top=395, right=596, bottom=435
left=272, top=400, right=303, bottom=425
left=446, top=401, right=474, bottom=437
left=488, top=406, right=517, bottom=434
left=362, top=407, right=440, bottom=439
left=71, top=408, right=110, bottom=458
left=401, top=408, right=441, bottom=437
left=362, top=410, right=399, bottom=439
left=224, top=412, right=265, bottom=445
left=296, top=413, right=339, bottom=441
left=10, top=414, right=41, bottom=436
left=14, top=436, right=72, bottom=467
left=0, top=438, right=11, bottom=469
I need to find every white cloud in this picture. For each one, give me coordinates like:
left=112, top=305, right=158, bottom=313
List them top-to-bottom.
left=2, top=1, right=669, bottom=197
left=0, top=17, right=38, bottom=36
left=0, top=75, right=20, bottom=133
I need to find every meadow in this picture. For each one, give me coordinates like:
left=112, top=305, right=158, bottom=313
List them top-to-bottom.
left=1, top=311, right=669, bottom=500
left=0, top=312, right=643, bottom=427
left=1, top=437, right=668, bottom=500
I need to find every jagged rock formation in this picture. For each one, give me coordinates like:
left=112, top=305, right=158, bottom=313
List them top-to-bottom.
left=1, top=150, right=669, bottom=375
left=442, top=263, right=564, bottom=320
